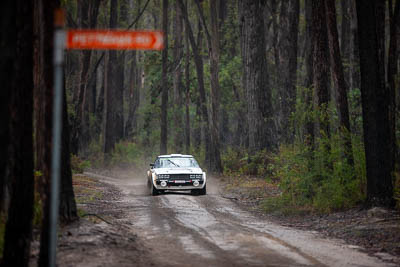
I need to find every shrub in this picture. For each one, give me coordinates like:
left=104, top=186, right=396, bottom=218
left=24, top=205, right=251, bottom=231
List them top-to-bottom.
left=269, top=133, right=366, bottom=213
left=86, top=138, right=104, bottom=168
left=110, top=141, right=143, bottom=167
left=221, top=148, right=274, bottom=178
left=221, top=148, right=246, bottom=175
left=71, top=154, right=91, bottom=174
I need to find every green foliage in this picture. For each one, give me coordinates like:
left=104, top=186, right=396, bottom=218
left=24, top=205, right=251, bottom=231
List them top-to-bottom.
left=348, top=87, right=363, bottom=133
left=269, top=133, right=366, bottom=213
left=222, top=134, right=367, bottom=213
left=86, top=138, right=104, bottom=168
left=110, top=141, right=143, bottom=167
left=191, top=146, right=206, bottom=169
left=221, top=148, right=274, bottom=178
left=221, top=148, right=246, bottom=175
left=71, top=154, right=91, bottom=174
left=77, top=208, right=86, bottom=217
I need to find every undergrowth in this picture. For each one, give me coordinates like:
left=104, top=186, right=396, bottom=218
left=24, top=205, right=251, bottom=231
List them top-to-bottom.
left=222, top=133, right=367, bottom=214
left=110, top=141, right=143, bottom=168
left=71, top=154, right=91, bottom=174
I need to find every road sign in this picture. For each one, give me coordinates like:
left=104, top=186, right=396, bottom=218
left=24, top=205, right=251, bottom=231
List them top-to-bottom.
left=66, top=30, right=164, bottom=50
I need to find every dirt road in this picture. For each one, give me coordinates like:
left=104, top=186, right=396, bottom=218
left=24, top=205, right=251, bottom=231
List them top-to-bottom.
left=63, top=169, right=396, bottom=267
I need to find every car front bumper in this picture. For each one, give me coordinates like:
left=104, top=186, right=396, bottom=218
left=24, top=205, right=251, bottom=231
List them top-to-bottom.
left=153, top=181, right=206, bottom=191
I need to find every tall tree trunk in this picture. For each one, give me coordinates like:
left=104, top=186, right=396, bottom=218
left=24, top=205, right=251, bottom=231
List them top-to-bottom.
left=0, top=0, right=14, bottom=210
left=35, top=0, right=56, bottom=266
left=76, top=0, right=100, bottom=155
left=76, top=0, right=90, bottom=154
left=103, top=0, right=123, bottom=157
left=115, top=0, right=128, bottom=140
left=160, top=0, right=169, bottom=154
left=173, top=0, right=184, bottom=152
left=178, top=0, right=211, bottom=168
left=194, top=0, right=223, bottom=172
left=209, top=0, right=222, bottom=172
left=238, top=0, right=248, bottom=148
left=242, top=0, right=275, bottom=154
left=269, top=0, right=280, bottom=83
left=277, top=0, right=299, bottom=144
left=303, top=0, right=314, bottom=146
left=312, top=0, right=330, bottom=140
left=325, top=0, right=354, bottom=167
left=340, top=0, right=351, bottom=86
left=349, top=0, right=360, bottom=91
left=356, top=0, right=394, bottom=207
left=387, top=0, right=399, bottom=175
left=2, top=1, right=34, bottom=266
left=35, top=1, right=77, bottom=266
left=86, top=2, right=100, bottom=114
left=125, top=2, right=142, bottom=139
left=184, top=23, right=191, bottom=154
left=125, top=51, right=141, bottom=138
left=115, top=56, right=125, bottom=140
left=96, top=62, right=105, bottom=135
left=60, top=80, right=78, bottom=223
left=232, top=83, right=247, bottom=148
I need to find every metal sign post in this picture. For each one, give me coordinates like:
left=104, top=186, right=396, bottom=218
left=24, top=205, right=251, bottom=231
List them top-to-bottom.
left=49, top=9, right=164, bottom=267
left=50, top=9, right=66, bottom=267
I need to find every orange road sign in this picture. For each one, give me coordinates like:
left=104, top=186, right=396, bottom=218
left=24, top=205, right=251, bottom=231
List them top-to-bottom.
left=66, top=30, right=164, bottom=50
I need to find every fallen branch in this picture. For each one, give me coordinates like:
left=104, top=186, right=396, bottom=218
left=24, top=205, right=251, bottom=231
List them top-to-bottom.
left=221, top=195, right=239, bottom=201
left=82, top=213, right=113, bottom=225
left=372, top=217, right=400, bottom=223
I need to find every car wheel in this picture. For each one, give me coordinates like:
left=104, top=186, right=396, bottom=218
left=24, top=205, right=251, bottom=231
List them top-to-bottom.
left=151, top=182, right=159, bottom=196
left=192, top=184, right=206, bottom=196
left=199, top=184, right=206, bottom=195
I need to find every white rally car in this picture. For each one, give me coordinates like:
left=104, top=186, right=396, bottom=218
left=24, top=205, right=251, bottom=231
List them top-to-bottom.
left=147, top=154, right=206, bottom=196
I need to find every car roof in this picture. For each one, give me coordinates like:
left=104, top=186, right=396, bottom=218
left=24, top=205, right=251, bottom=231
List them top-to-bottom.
left=157, top=154, right=194, bottom=158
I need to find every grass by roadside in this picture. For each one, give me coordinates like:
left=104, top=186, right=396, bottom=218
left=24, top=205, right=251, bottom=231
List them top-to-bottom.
left=72, top=174, right=114, bottom=224
left=73, top=175, right=103, bottom=204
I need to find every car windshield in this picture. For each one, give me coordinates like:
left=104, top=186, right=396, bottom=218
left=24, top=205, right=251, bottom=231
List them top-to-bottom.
left=155, top=157, right=199, bottom=168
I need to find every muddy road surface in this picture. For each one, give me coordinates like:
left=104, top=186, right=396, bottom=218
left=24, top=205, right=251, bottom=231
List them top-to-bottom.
left=80, top=170, right=392, bottom=267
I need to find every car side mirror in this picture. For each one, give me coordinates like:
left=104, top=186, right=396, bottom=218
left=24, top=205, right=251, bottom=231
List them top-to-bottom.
left=150, top=163, right=154, bottom=168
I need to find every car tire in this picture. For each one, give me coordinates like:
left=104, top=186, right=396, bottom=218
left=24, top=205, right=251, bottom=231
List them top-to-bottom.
left=151, top=182, right=159, bottom=196
left=192, top=184, right=206, bottom=196
left=199, top=184, right=206, bottom=195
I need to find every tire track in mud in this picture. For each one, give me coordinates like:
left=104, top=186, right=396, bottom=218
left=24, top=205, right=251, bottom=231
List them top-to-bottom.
left=82, top=171, right=393, bottom=267
left=155, top=194, right=312, bottom=266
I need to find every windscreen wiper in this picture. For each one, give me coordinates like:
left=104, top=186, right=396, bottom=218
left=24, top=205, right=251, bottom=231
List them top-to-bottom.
left=167, top=159, right=180, bottom=167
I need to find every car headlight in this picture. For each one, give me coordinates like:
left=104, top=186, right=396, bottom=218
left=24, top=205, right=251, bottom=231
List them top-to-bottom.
left=158, top=174, right=170, bottom=179
left=190, top=174, right=203, bottom=179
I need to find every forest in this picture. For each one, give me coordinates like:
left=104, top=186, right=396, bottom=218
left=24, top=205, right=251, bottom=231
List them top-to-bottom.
left=0, top=0, right=399, bottom=266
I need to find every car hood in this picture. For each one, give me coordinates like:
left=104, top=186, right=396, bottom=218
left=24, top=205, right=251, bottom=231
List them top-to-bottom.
left=153, top=167, right=203, bottom=175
